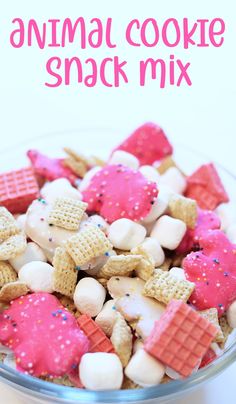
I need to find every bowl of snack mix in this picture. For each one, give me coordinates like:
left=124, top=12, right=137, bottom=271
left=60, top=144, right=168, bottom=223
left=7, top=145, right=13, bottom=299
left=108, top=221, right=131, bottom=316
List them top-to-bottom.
left=0, top=124, right=236, bottom=404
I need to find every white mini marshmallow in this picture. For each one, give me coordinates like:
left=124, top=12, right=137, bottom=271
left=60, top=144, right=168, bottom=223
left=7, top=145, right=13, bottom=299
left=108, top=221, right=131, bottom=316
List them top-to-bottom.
left=109, top=150, right=139, bottom=170
left=139, top=165, right=160, bottom=183
left=79, top=166, right=101, bottom=192
left=160, top=167, right=187, bottom=195
left=41, top=178, right=82, bottom=204
left=142, top=189, right=169, bottom=224
left=215, top=203, right=236, bottom=232
left=15, top=214, right=27, bottom=231
left=151, top=215, right=187, bottom=250
left=108, top=219, right=146, bottom=250
left=226, top=223, right=236, bottom=244
left=138, top=237, right=165, bottom=267
left=9, top=242, right=47, bottom=273
left=19, top=261, right=54, bottom=293
left=169, top=267, right=186, bottom=280
left=73, top=277, right=106, bottom=317
left=95, top=300, right=117, bottom=336
left=226, top=300, right=236, bottom=328
left=133, top=339, right=144, bottom=353
left=125, top=349, right=165, bottom=387
left=79, top=353, right=123, bottom=390
left=165, top=367, right=182, bottom=380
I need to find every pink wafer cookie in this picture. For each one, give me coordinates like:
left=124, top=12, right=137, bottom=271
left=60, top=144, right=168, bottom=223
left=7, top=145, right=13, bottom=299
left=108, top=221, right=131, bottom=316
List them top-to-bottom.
left=112, top=123, right=173, bottom=165
left=27, top=150, right=77, bottom=184
left=82, top=165, right=158, bottom=223
left=177, top=208, right=221, bottom=254
left=183, top=230, right=236, bottom=315
left=0, top=293, right=89, bottom=377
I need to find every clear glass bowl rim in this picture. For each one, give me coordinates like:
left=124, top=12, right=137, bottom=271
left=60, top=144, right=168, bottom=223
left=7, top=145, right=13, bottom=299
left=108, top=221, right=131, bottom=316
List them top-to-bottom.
left=0, top=128, right=236, bottom=403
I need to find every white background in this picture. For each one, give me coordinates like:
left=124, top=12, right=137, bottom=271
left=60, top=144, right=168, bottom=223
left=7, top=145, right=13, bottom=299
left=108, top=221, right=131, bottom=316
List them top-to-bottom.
left=0, top=0, right=236, bottom=403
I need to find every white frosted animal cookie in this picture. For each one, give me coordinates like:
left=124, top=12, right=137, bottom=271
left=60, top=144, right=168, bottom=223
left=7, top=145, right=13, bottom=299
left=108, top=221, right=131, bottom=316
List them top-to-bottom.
left=109, top=150, right=139, bottom=170
left=139, top=165, right=160, bottom=183
left=79, top=166, right=101, bottom=192
left=160, top=167, right=187, bottom=195
left=41, top=178, right=82, bottom=204
left=142, top=187, right=169, bottom=224
left=25, top=199, right=79, bottom=253
left=215, top=203, right=236, bottom=232
left=15, top=214, right=27, bottom=231
left=80, top=214, right=109, bottom=233
left=151, top=215, right=187, bottom=250
left=108, top=219, right=146, bottom=250
left=9, top=242, right=47, bottom=273
left=19, top=261, right=54, bottom=293
left=169, top=267, right=186, bottom=281
left=107, top=276, right=165, bottom=339
left=73, top=277, right=106, bottom=317
left=95, top=299, right=117, bottom=336
left=226, top=300, right=236, bottom=328
left=125, top=349, right=165, bottom=387
left=79, top=353, right=123, bottom=391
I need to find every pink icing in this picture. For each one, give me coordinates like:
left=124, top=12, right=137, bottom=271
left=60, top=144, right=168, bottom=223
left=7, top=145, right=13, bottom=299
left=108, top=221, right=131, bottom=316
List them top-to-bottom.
left=112, top=122, right=173, bottom=165
left=27, top=150, right=77, bottom=184
left=82, top=164, right=158, bottom=223
left=177, top=208, right=221, bottom=254
left=183, top=230, right=236, bottom=316
left=0, top=293, right=89, bottom=377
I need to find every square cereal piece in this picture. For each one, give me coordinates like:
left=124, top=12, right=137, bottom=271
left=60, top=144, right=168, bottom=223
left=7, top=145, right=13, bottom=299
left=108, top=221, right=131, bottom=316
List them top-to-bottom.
left=156, top=156, right=178, bottom=175
left=0, top=167, right=39, bottom=214
left=168, top=195, right=197, bottom=229
left=48, top=197, right=87, bottom=231
left=0, top=207, right=20, bottom=243
left=65, top=225, right=112, bottom=267
left=0, top=232, right=27, bottom=261
left=131, top=245, right=155, bottom=281
left=52, top=247, right=78, bottom=298
left=97, top=254, right=142, bottom=279
left=0, top=261, right=18, bottom=287
left=143, top=268, right=195, bottom=305
left=0, top=281, right=29, bottom=302
left=56, top=294, right=81, bottom=318
left=144, top=300, right=218, bottom=377
left=198, top=308, right=224, bottom=343
left=110, top=313, right=132, bottom=367
left=77, top=314, right=115, bottom=353
left=219, top=315, right=233, bottom=348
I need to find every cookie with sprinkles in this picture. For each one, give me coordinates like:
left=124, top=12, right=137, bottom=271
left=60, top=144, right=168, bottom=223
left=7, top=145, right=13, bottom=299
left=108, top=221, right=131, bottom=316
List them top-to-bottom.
left=82, top=165, right=158, bottom=223
left=183, top=230, right=236, bottom=316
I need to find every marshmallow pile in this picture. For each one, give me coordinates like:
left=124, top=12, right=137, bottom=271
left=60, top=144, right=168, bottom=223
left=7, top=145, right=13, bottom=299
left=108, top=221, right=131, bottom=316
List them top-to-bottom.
left=0, top=122, right=235, bottom=392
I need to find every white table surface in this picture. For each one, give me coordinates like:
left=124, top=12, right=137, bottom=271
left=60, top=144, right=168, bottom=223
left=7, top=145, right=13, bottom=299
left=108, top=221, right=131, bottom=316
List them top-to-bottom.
left=0, top=0, right=236, bottom=402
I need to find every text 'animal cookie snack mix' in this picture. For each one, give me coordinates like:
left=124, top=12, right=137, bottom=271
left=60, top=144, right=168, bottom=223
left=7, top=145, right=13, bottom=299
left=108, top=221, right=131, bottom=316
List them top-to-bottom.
left=0, top=122, right=235, bottom=391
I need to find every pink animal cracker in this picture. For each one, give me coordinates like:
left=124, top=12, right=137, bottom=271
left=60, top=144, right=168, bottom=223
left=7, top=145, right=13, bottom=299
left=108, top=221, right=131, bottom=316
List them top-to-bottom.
left=112, top=123, right=173, bottom=166
left=27, top=150, right=77, bottom=184
left=185, top=163, right=229, bottom=210
left=82, top=165, right=158, bottom=223
left=177, top=208, right=221, bottom=254
left=183, top=230, right=236, bottom=316
left=0, top=293, right=89, bottom=377
left=144, top=300, right=218, bottom=377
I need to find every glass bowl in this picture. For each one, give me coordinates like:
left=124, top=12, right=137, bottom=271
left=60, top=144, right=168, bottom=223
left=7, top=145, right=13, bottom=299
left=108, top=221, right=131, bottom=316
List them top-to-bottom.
left=0, top=129, right=236, bottom=404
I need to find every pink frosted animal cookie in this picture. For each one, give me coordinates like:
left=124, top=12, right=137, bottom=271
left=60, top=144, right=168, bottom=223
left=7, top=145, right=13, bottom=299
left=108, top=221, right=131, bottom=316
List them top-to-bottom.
left=112, top=123, right=173, bottom=165
left=27, top=150, right=77, bottom=184
left=82, top=165, right=158, bottom=223
left=177, top=208, right=221, bottom=254
left=183, top=230, right=236, bottom=316
left=0, top=293, right=89, bottom=377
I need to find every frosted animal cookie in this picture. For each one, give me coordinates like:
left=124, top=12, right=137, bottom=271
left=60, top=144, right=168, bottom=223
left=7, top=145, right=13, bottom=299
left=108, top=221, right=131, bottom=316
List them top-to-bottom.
left=109, top=150, right=139, bottom=170
left=139, top=165, right=160, bottom=183
left=159, top=167, right=187, bottom=194
left=40, top=178, right=82, bottom=204
left=141, top=188, right=169, bottom=224
left=25, top=199, right=78, bottom=253
left=15, top=214, right=27, bottom=231
left=81, top=214, right=109, bottom=234
left=151, top=215, right=187, bottom=250
left=108, top=219, right=146, bottom=250
left=9, top=242, right=47, bottom=273
left=19, top=261, right=55, bottom=293
left=168, top=267, right=186, bottom=280
left=107, top=276, right=165, bottom=339
left=73, top=277, right=106, bottom=317
left=95, top=300, right=117, bottom=336
left=226, top=301, right=236, bottom=328
left=125, top=349, right=165, bottom=387
left=79, top=353, right=123, bottom=390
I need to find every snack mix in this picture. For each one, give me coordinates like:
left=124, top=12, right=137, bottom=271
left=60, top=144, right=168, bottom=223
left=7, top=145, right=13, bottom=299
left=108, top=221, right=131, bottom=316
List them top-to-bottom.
left=0, top=122, right=235, bottom=391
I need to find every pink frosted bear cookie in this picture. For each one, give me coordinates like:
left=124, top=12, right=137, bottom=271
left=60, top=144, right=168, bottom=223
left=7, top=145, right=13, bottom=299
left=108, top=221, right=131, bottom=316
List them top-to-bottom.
left=82, top=165, right=158, bottom=223
left=0, top=293, right=89, bottom=377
